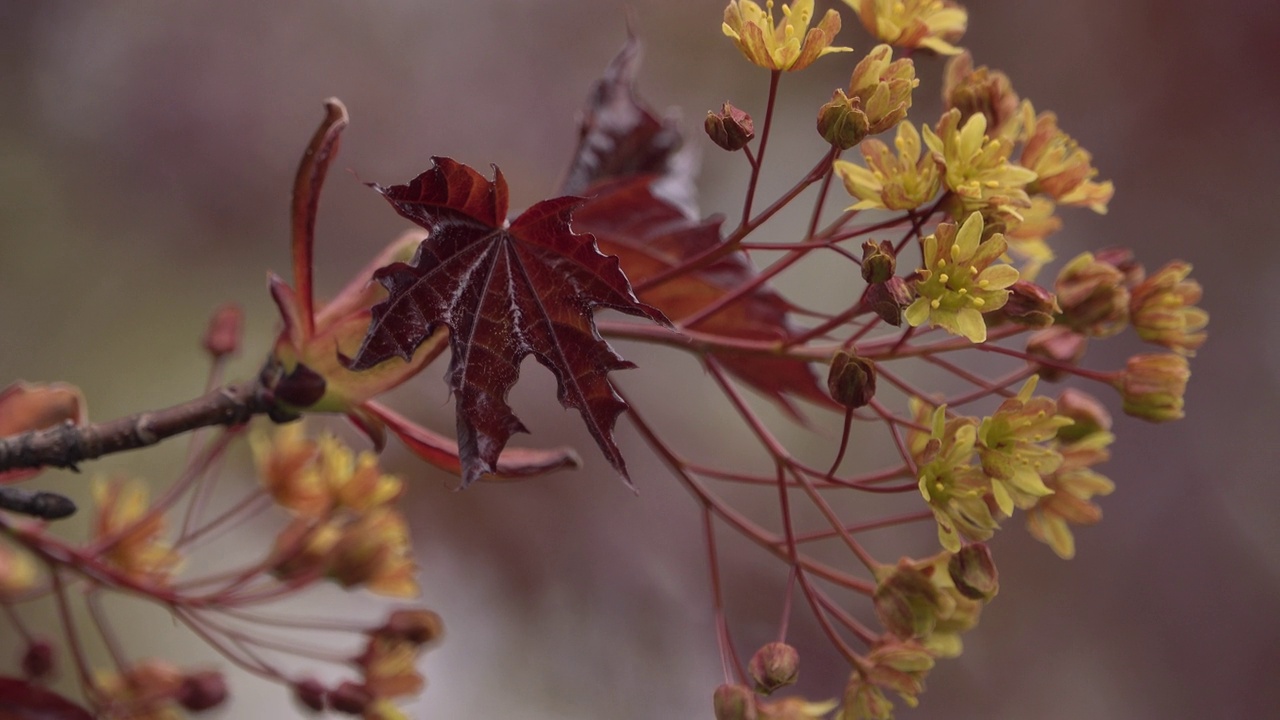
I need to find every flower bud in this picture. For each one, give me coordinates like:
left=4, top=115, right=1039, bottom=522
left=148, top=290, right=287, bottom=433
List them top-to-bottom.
left=942, top=51, right=1020, bottom=136
left=816, top=89, right=869, bottom=149
left=705, top=102, right=755, bottom=151
left=861, top=241, right=896, bottom=283
left=1055, top=252, right=1130, bottom=337
left=864, top=276, right=912, bottom=326
left=1000, top=280, right=1059, bottom=328
left=202, top=303, right=244, bottom=359
left=1025, top=326, right=1087, bottom=381
left=827, top=352, right=877, bottom=409
left=1115, top=353, right=1190, bottom=422
left=1055, top=388, right=1112, bottom=442
left=947, top=544, right=999, bottom=600
left=873, top=564, right=941, bottom=640
left=377, top=608, right=444, bottom=647
left=22, top=639, right=54, bottom=678
left=749, top=642, right=800, bottom=695
left=178, top=670, right=229, bottom=712
left=293, top=677, right=327, bottom=712
left=328, top=681, right=372, bottom=715
left=713, top=683, right=759, bottom=720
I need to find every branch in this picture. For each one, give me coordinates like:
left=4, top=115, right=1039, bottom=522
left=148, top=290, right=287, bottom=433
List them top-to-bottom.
left=0, top=380, right=276, bottom=476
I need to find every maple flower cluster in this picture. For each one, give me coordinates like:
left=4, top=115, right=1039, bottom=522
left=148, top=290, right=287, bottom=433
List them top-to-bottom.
left=700, top=1, right=1205, bottom=718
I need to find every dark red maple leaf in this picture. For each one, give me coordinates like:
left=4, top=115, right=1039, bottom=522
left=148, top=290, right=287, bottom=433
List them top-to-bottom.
left=563, top=35, right=833, bottom=416
left=347, top=157, right=667, bottom=487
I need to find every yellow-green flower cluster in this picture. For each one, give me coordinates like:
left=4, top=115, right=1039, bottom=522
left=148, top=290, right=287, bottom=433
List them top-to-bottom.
left=847, top=0, right=968, bottom=55
left=923, top=109, right=1038, bottom=220
left=834, top=121, right=939, bottom=211
left=904, top=212, right=1019, bottom=343
left=976, top=376, right=1072, bottom=516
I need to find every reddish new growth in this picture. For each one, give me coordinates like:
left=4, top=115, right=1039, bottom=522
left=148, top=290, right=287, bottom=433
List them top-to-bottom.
left=0, top=2, right=1205, bottom=718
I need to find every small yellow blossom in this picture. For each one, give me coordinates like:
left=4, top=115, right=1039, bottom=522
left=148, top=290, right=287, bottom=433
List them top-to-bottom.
left=723, top=0, right=852, bottom=72
left=847, top=0, right=967, bottom=55
left=845, top=44, right=919, bottom=135
left=1018, top=104, right=1114, bottom=213
left=923, top=109, right=1038, bottom=220
left=834, top=121, right=940, bottom=211
left=1001, top=197, right=1061, bottom=280
left=904, top=212, right=1019, bottom=343
left=1054, top=251, right=1131, bottom=337
left=1128, top=261, right=1208, bottom=356
left=1115, top=353, right=1190, bottom=422
left=976, top=376, right=1072, bottom=516
left=912, top=405, right=998, bottom=552
left=253, top=424, right=404, bottom=517
left=1025, top=429, right=1115, bottom=559
left=93, top=479, right=183, bottom=585
left=329, top=507, right=419, bottom=598
left=0, top=539, right=38, bottom=597
left=838, top=638, right=935, bottom=719
left=95, top=660, right=184, bottom=720
left=363, top=700, right=411, bottom=720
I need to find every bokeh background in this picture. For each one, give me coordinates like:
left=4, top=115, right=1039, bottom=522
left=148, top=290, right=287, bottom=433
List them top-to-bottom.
left=2, top=1, right=1277, bottom=718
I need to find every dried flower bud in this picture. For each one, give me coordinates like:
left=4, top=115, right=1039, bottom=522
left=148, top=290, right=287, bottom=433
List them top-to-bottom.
left=846, top=44, right=917, bottom=136
left=942, top=51, right=1020, bottom=136
left=816, top=89, right=870, bottom=149
left=706, top=102, right=755, bottom=151
left=861, top=241, right=896, bottom=283
left=1055, top=252, right=1130, bottom=337
left=865, top=276, right=913, bottom=326
left=1001, top=280, right=1059, bottom=328
left=202, top=303, right=244, bottom=359
left=1025, top=326, right=1088, bottom=381
left=827, top=352, right=878, bottom=409
left=1115, top=353, right=1190, bottom=422
left=1055, top=388, right=1112, bottom=442
left=948, top=544, right=999, bottom=600
left=377, top=608, right=444, bottom=647
left=22, top=639, right=54, bottom=678
left=749, top=642, right=800, bottom=694
left=178, top=670, right=228, bottom=712
left=293, top=677, right=327, bottom=712
left=328, top=681, right=372, bottom=715
left=713, top=683, right=759, bottom=720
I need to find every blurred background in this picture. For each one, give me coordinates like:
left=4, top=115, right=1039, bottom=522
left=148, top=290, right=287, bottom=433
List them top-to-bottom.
left=2, top=1, right=1277, bottom=718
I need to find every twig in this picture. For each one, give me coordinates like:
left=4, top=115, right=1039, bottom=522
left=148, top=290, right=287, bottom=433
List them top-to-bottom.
left=0, top=379, right=277, bottom=475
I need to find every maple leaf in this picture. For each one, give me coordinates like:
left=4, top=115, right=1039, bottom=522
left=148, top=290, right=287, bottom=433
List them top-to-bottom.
left=563, top=34, right=833, bottom=416
left=347, top=157, right=667, bottom=488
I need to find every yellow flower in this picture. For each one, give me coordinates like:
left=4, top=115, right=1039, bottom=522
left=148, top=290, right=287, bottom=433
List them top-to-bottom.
left=723, top=0, right=852, bottom=71
left=847, top=0, right=967, bottom=55
left=1018, top=104, right=1114, bottom=213
left=923, top=109, right=1038, bottom=220
left=834, top=121, right=940, bottom=211
left=1001, top=197, right=1061, bottom=280
left=904, top=212, right=1019, bottom=343
left=1128, top=261, right=1208, bottom=356
left=1114, top=353, right=1190, bottom=422
left=976, top=376, right=1072, bottom=516
left=912, top=405, right=998, bottom=552
left=253, top=424, right=404, bottom=517
left=1025, top=429, right=1115, bottom=559
left=92, top=479, right=182, bottom=585
left=329, top=507, right=419, bottom=598
left=0, top=539, right=38, bottom=598
left=757, top=696, right=841, bottom=719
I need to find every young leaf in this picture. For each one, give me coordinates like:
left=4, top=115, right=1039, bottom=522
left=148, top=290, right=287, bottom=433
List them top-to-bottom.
left=564, top=34, right=832, bottom=415
left=348, top=158, right=668, bottom=488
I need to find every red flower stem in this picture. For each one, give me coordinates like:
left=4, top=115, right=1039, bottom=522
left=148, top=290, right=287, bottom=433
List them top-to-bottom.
left=740, top=70, right=781, bottom=226
left=804, top=147, right=840, bottom=239
left=974, top=342, right=1114, bottom=382
left=620, top=391, right=872, bottom=593
left=867, top=397, right=919, bottom=475
left=826, top=408, right=856, bottom=478
left=176, top=491, right=272, bottom=550
left=702, top=507, right=746, bottom=684
left=784, top=510, right=934, bottom=545
left=51, top=569, right=97, bottom=702
left=811, top=586, right=877, bottom=647
left=85, top=589, right=127, bottom=672
left=0, top=600, right=33, bottom=643
left=211, top=605, right=368, bottom=634
left=176, top=608, right=281, bottom=681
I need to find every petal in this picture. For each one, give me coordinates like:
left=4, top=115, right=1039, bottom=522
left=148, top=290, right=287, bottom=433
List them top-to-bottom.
left=955, top=307, right=988, bottom=343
